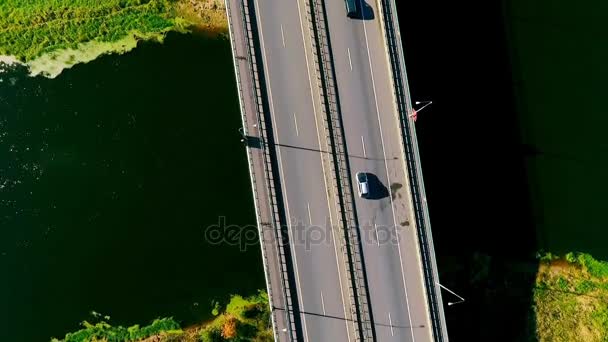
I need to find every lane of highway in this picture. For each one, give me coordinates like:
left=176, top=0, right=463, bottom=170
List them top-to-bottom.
left=251, top=0, right=356, bottom=340
left=322, top=0, right=434, bottom=341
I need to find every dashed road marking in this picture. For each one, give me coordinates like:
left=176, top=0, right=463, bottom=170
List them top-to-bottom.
left=281, top=24, right=286, bottom=48
left=347, top=48, right=353, bottom=71
left=294, top=112, right=300, bottom=136
left=361, top=136, right=367, bottom=158
left=307, top=202, right=312, bottom=226
left=374, top=222, right=380, bottom=247
left=321, top=291, right=327, bottom=316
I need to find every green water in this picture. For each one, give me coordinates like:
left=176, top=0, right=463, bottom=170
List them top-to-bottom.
left=504, top=0, right=608, bottom=260
left=0, top=33, right=264, bottom=341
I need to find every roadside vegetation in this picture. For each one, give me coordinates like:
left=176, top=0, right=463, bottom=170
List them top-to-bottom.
left=0, top=0, right=226, bottom=76
left=534, top=252, right=608, bottom=342
left=50, top=291, right=272, bottom=342
left=199, top=291, right=273, bottom=342
left=50, top=317, right=183, bottom=342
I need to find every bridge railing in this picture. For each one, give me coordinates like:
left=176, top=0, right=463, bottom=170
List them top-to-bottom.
left=225, top=0, right=298, bottom=339
left=303, top=0, right=374, bottom=340
left=376, top=0, right=450, bottom=341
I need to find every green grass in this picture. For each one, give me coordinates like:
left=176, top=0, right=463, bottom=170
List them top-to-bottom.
left=0, top=0, right=180, bottom=61
left=0, top=0, right=227, bottom=74
left=534, top=252, right=608, bottom=342
left=49, top=291, right=271, bottom=342
left=200, top=291, right=273, bottom=342
left=50, top=317, right=183, bottom=342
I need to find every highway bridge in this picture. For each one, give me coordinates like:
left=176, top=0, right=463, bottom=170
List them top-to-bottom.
left=224, top=0, right=449, bottom=340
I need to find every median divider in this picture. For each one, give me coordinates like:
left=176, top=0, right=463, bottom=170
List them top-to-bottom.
left=302, top=0, right=375, bottom=340
left=375, top=0, right=450, bottom=340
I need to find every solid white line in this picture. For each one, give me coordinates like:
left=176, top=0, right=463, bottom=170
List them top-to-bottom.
left=294, top=0, right=353, bottom=340
left=359, top=1, right=415, bottom=340
left=252, top=2, right=309, bottom=341
left=281, top=24, right=286, bottom=48
left=347, top=48, right=353, bottom=71
left=293, top=112, right=300, bottom=136
left=361, top=136, right=367, bottom=158
left=307, top=202, right=313, bottom=226
left=374, top=222, right=380, bottom=247
left=321, top=291, right=327, bottom=316
left=388, top=312, right=395, bottom=336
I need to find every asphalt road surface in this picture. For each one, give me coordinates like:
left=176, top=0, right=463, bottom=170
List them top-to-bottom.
left=252, top=0, right=358, bottom=341
left=322, top=0, right=435, bottom=341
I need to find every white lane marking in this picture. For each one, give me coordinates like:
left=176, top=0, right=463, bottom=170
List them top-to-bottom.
left=294, top=0, right=353, bottom=340
left=359, top=1, right=415, bottom=340
left=252, top=2, right=309, bottom=341
left=281, top=24, right=286, bottom=48
left=347, top=48, right=353, bottom=71
left=293, top=112, right=300, bottom=136
left=361, top=136, right=367, bottom=158
left=307, top=202, right=312, bottom=225
left=374, top=222, right=380, bottom=247
left=320, top=291, right=327, bottom=316
left=388, top=312, right=395, bottom=336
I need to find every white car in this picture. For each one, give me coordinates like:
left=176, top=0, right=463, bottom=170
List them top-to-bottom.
left=356, top=172, right=369, bottom=198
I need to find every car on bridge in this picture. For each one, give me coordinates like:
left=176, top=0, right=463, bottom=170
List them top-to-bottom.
left=356, top=172, right=369, bottom=198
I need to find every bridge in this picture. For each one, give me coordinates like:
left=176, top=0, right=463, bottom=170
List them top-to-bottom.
left=224, top=0, right=449, bottom=340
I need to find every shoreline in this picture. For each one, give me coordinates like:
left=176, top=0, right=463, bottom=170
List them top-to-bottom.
left=0, top=26, right=225, bottom=79
left=0, top=55, right=20, bottom=65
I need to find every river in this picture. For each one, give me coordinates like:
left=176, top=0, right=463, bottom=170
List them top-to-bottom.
left=503, top=0, right=608, bottom=260
left=0, top=32, right=265, bottom=341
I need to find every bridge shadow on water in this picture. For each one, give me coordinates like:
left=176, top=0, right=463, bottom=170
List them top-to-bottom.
left=397, top=1, right=540, bottom=341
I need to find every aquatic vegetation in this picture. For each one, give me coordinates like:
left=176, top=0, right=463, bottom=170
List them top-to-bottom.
left=26, top=33, right=151, bottom=78
left=534, top=252, right=608, bottom=341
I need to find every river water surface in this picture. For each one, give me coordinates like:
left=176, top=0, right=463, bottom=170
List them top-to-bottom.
left=0, top=32, right=264, bottom=341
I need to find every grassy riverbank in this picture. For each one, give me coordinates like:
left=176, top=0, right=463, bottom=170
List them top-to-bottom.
left=0, top=0, right=226, bottom=76
left=534, top=252, right=608, bottom=341
left=51, top=292, right=272, bottom=342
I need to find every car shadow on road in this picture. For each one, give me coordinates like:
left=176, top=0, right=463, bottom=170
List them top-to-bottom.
left=351, top=0, right=375, bottom=20
left=363, top=173, right=389, bottom=200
